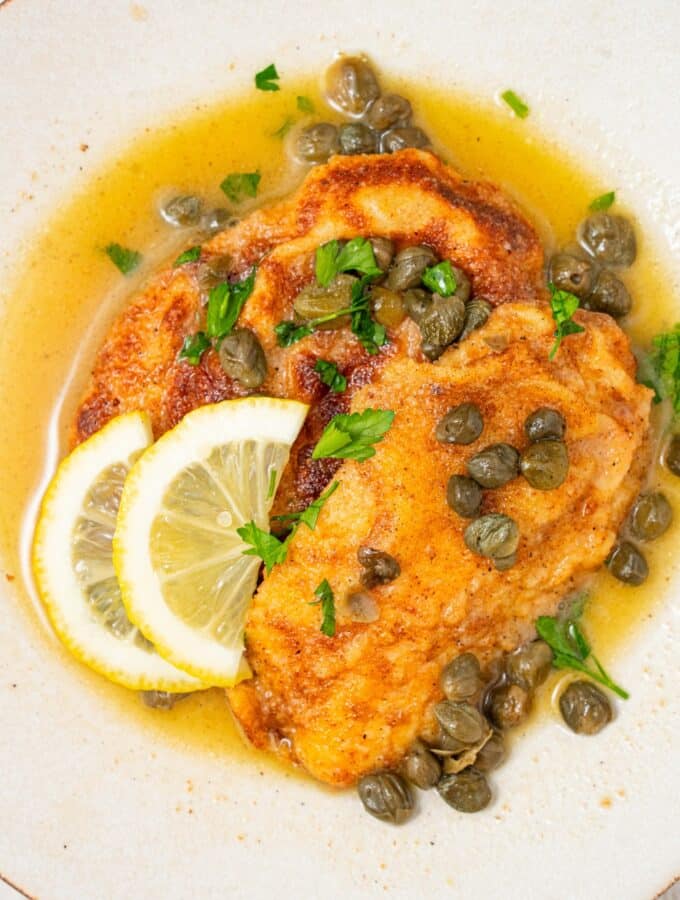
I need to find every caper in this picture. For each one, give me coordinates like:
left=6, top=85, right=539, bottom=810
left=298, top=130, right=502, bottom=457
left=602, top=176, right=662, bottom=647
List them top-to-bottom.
left=326, top=56, right=380, bottom=117
left=365, top=94, right=412, bottom=131
left=338, top=122, right=379, bottom=155
left=294, top=123, right=340, bottom=164
left=381, top=126, right=431, bottom=153
left=160, top=194, right=203, bottom=227
left=200, top=208, right=238, bottom=235
left=579, top=213, right=637, bottom=267
left=368, top=237, right=395, bottom=272
left=386, top=245, right=437, bottom=291
left=548, top=251, right=595, bottom=298
left=197, top=254, right=233, bottom=294
left=449, top=267, right=471, bottom=304
left=583, top=270, right=632, bottom=318
left=293, top=274, right=356, bottom=327
left=370, top=286, right=406, bottom=328
left=403, top=288, right=431, bottom=323
left=419, top=294, right=466, bottom=360
left=460, top=298, right=492, bottom=341
left=218, top=328, right=267, bottom=388
left=436, top=403, right=484, bottom=445
left=524, top=407, right=566, bottom=443
left=664, top=434, right=680, bottom=477
left=520, top=440, right=569, bottom=490
left=466, top=444, right=519, bottom=488
left=446, top=475, right=483, bottom=518
left=628, top=492, right=673, bottom=541
left=464, top=514, right=520, bottom=559
left=606, top=540, right=648, bottom=586
left=357, top=546, right=401, bottom=588
left=493, top=553, right=517, bottom=571
left=345, top=591, right=379, bottom=623
left=505, top=640, right=553, bottom=691
left=440, top=653, right=484, bottom=703
left=559, top=680, right=612, bottom=735
left=487, top=683, right=532, bottom=730
left=141, top=691, right=192, bottom=710
left=434, top=701, right=487, bottom=745
left=473, top=731, right=505, bottom=773
left=431, top=732, right=469, bottom=756
left=401, top=739, right=441, bottom=790
left=437, top=768, right=491, bottom=813
left=357, top=771, right=413, bottom=824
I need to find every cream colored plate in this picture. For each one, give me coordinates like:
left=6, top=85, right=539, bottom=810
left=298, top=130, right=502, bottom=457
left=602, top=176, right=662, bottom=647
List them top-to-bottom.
left=1, top=2, right=679, bottom=898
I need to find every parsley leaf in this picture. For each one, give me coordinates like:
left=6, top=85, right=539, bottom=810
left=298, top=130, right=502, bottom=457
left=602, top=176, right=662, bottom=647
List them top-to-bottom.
left=254, top=63, right=280, bottom=92
left=501, top=89, right=529, bottom=119
left=296, top=95, right=315, bottom=113
left=273, top=117, right=294, bottom=139
left=220, top=172, right=261, bottom=203
left=589, top=191, right=616, bottom=212
left=315, top=237, right=382, bottom=287
left=104, top=243, right=142, bottom=275
left=174, top=245, right=201, bottom=267
left=422, top=260, right=457, bottom=297
left=205, top=270, right=256, bottom=340
left=548, top=283, right=585, bottom=360
left=274, top=321, right=314, bottom=347
left=646, top=325, right=680, bottom=416
left=178, top=331, right=210, bottom=366
left=314, top=359, right=347, bottom=393
left=312, top=409, right=395, bottom=462
left=273, top=480, right=340, bottom=529
left=236, top=522, right=288, bottom=574
left=309, top=578, right=336, bottom=636
left=536, top=603, right=629, bottom=699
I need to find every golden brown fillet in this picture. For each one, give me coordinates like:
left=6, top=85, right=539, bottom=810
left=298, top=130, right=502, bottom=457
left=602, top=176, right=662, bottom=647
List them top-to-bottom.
left=74, top=149, right=544, bottom=508
left=227, top=302, right=652, bottom=786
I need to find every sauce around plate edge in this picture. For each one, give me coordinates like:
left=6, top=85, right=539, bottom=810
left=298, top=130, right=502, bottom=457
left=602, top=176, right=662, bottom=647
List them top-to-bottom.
left=0, top=69, right=678, bottom=770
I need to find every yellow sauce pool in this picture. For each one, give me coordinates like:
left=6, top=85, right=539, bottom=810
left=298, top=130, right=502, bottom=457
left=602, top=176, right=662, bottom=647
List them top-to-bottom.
left=0, top=70, right=677, bottom=763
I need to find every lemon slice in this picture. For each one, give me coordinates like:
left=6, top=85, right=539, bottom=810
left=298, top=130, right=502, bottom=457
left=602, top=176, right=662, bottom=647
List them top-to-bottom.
left=113, top=397, right=308, bottom=686
left=32, top=412, right=203, bottom=691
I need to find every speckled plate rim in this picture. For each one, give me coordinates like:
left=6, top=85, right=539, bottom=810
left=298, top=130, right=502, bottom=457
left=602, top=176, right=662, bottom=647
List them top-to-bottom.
left=1, top=2, right=679, bottom=899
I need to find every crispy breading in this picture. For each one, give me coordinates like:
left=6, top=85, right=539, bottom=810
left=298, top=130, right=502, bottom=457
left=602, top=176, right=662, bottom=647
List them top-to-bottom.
left=228, top=303, right=651, bottom=785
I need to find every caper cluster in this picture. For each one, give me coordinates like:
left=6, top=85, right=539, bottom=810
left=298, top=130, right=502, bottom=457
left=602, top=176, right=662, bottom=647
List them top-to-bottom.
left=293, top=56, right=430, bottom=166
left=159, top=194, right=240, bottom=238
left=549, top=211, right=637, bottom=319
left=437, top=405, right=570, bottom=569
left=606, top=490, right=673, bottom=586
left=357, top=641, right=553, bottom=822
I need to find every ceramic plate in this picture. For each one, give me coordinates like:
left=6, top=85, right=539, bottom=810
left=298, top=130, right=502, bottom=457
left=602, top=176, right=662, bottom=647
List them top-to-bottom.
left=1, top=2, right=679, bottom=898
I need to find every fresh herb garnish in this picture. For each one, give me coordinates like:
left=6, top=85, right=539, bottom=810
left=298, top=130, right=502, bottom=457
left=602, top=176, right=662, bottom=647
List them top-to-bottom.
left=254, top=63, right=280, bottom=92
left=501, top=89, right=529, bottom=119
left=296, top=95, right=315, bottom=113
left=273, top=117, right=294, bottom=139
left=220, top=172, right=261, bottom=203
left=589, top=191, right=616, bottom=212
left=315, top=237, right=383, bottom=287
left=104, top=243, right=142, bottom=275
left=174, top=246, right=201, bottom=267
left=422, top=260, right=457, bottom=297
left=205, top=270, right=256, bottom=340
left=548, top=283, right=585, bottom=360
left=274, top=321, right=314, bottom=347
left=644, top=325, right=680, bottom=415
left=178, top=331, right=210, bottom=366
left=314, top=359, right=347, bottom=393
left=312, top=409, right=395, bottom=462
left=267, top=469, right=278, bottom=500
left=238, top=481, right=339, bottom=571
left=309, top=578, right=336, bottom=636
left=536, top=603, right=629, bottom=700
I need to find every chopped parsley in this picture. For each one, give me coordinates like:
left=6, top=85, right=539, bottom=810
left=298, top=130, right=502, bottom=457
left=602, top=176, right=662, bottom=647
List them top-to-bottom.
left=254, top=63, right=280, bottom=92
left=501, top=89, right=529, bottom=119
left=296, top=95, right=315, bottom=114
left=273, top=117, right=294, bottom=139
left=220, top=171, right=261, bottom=203
left=589, top=191, right=616, bottom=212
left=315, top=237, right=382, bottom=287
left=104, top=243, right=142, bottom=275
left=174, top=245, right=201, bottom=267
left=422, top=260, right=457, bottom=297
left=548, top=283, right=585, bottom=360
left=274, top=321, right=314, bottom=347
left=643, top=325, right=680, bottom=415
left=178, top=331, right=210, bottom=366
left=314, top=359, right=347, bottom=393
left=312, top=409, right=395, bottom=462
left=267, top=468, right=278, bottom=500
left=272, top=480, right=340, bottom=530
left=309, top=579, right=336, bottom=637
left=536, top=600, right=629, bottom=699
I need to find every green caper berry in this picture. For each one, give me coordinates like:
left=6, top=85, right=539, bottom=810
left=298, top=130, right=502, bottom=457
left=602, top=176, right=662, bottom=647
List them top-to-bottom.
left=325, top=56, right=380, bottom=116
left=365, top=94, right=412, bottom=131
left=338, top=122, right=379, bottom=155
left=294, top=123, right=339, bottom=164
left=381, top=126, right=430, bottom=153
left=160, top=194, right=203, bottom=227
left=579, top=213, right=636, bottom=267
left=368, top=237, right=395, bottom=272
left=386, top=246, right=437, bottom=291
left=549, top=251, right=596, bottom=298
left=583, top=270, right=632, bottom=319
left=419, top=294, right=466, bottom=360
left=460, top=298, right=492, bottom=341
left=218, top=328, right=267, bottom=388
left=436, top=403, right=484, bottom=445
left=524, top=407, right=566, bottom=442
left=665, top=434, right=680, bottom=477
left=520, top=440, right=569, bottom=490
left=466, top=444, right=519, bottom=488
left=446, top=475, right=483, bottom=518
left=628, top=492, right=673, bottom=542
left=464, top=514, right=520, bottom=559
left=606, top=541, right=648, bottom=586
left=357, top=546, right=400, bottom=588
left=494, top=553, right=517, bottom=571
left=505, top=641, right=553, bottom=691
left=440, top=653, right=483, bottom=703
left=559, top=680, right=612, bottom=735
left=487, top=683, right=532, bottom=730
left=140, top=691, right=193, bottom=710
left=434, top=700, right=487, bottom=745
left=473, top=731, right=506, bottom=773
left=401, top=740, right=441, bottom=790
left=437, top=768, right=491, bottom=813
left=357, top=771, right=413, bottom=824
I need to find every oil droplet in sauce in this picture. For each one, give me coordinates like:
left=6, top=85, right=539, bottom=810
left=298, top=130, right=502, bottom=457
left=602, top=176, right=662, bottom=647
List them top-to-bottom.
left=0, top=71, right=678, bottom=768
